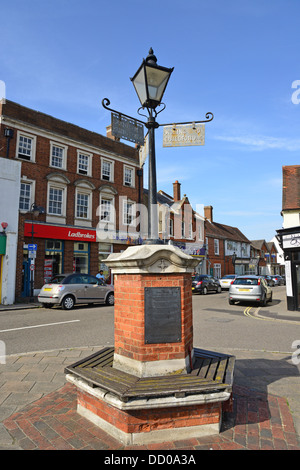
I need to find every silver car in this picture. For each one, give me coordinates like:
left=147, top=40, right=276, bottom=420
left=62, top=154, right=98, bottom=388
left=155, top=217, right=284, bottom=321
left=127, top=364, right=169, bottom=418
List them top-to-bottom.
left=38, top=273, right=114, bottom=310
left=219, top=275, right=237, bottom=290
left=229, top=275, right=272, bottom=307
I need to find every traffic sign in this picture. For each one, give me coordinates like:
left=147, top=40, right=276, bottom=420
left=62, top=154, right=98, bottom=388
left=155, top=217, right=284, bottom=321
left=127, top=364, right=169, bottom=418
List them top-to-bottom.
left=28, top=244, right=37, bottom=251
left=30, top=264, right=35, bottom=271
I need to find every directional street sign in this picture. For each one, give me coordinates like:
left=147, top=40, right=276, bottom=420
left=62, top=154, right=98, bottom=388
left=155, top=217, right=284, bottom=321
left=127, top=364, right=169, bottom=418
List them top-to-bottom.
left=28, top=244, right=37, bottom=251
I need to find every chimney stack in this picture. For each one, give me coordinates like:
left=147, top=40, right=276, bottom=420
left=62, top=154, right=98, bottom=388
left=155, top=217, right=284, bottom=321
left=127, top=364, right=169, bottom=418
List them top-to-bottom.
left=106, top=125, right=120, bottom=141
left=173, top=180, right=181, bottom=202
left=204, top=205, right=213, bottom=222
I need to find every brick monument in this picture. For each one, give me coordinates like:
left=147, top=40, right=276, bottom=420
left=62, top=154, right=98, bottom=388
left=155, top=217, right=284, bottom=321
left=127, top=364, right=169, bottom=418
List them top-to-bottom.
left=66, top=244, right=235, bottom=445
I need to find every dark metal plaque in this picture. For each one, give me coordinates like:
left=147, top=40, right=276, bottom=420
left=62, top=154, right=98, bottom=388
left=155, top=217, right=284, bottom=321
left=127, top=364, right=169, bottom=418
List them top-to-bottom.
left=111, top=112, right=144, bottom=145
left=144, top=287, right=181, bottom=344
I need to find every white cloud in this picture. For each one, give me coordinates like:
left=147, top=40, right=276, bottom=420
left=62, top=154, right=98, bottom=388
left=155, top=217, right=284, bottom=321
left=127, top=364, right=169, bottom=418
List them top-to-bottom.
left=214, top=134, right=300, bottom=151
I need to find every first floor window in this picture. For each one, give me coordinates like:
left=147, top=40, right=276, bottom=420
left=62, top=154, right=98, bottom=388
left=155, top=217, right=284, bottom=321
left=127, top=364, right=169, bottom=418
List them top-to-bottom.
left=124, top=166, right=134, bottom=187
left=19, top=182, right=31, bottom=211
left=49, top=187, right=63, bottom=215
left=76, top=193, right=89, bottom=218
left=100, top=198, right=112, bottom=222
left=123, top=200, right=134, bottom=225
left=214, top=238, right=219, bottom=255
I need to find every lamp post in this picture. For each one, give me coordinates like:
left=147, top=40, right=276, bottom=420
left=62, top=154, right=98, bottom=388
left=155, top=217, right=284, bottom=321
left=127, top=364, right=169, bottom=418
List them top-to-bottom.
left=102, top=48, right=213, bottom=243
left=131, top=48, right=174, bottom=243
left=29, top=203, right=45, bottom=300
left=232, top=251, right=236, bottom=274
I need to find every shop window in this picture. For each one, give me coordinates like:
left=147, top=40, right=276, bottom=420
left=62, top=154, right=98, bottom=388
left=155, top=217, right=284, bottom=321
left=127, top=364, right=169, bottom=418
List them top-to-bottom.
left=44, top=240, right=63, bottom=282
left=73, top=242, right=89, bottom=273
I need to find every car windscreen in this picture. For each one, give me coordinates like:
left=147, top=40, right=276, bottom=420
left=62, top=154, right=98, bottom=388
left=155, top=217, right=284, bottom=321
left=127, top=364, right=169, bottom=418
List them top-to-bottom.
left=193, top=275, right=206, bottom=281
left=50, top=276, right=67, bottom=284
left=233, top=278, right=259, bottom=285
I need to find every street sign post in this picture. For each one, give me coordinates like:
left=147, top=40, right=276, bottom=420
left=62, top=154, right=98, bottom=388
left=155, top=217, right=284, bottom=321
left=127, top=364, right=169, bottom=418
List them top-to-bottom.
left=111, top=112, right=144, bottom=146
left=163, top=123, right=205, bottom=147
left=28, top=244, right=37, bottom=251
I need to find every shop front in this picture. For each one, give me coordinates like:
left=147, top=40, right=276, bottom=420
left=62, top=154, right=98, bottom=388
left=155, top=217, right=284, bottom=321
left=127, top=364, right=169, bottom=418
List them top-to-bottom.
left=21, top=222, right=133, bottom=296
left=23, top=222, right=99, bottom=295
left=277, top=227, right=300, bottom=311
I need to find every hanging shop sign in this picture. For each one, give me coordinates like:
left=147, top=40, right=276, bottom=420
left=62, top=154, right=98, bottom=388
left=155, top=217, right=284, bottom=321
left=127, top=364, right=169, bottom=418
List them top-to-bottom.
left=111, top=112, right=144, bottom=146
left=163, top=123, right=205, bottom=147
left=24, top=223, right=97, bottom=242
left=282, top=233, right=300, bottom=249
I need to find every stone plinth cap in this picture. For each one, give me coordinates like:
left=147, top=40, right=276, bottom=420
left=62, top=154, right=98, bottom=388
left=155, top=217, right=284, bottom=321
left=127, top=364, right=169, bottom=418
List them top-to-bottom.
left=104, top=244, right=199, bottom=274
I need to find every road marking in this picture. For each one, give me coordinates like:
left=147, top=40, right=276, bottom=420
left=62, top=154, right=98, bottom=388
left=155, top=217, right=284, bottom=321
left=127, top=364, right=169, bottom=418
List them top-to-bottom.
left=243, top=307, right=300, bottom=324
left=244, top=307, right=253, bottom=317
left=0, top=319, right=80, bottom=333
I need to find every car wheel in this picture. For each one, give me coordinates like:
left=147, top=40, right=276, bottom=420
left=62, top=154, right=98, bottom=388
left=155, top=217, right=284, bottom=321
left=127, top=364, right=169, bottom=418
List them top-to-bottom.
left=217, top=286, right=221, bottom=293
left=202, top=287, right=208, bottom=295
left=106, top=292, right=114, bottom=306
left=268, top=292, right=273, bottom=303
left=62, top=295, right=75, bottom=310
left=260, top=295, right=267, bottom=307
left=229, top=299, right=234, bottom=305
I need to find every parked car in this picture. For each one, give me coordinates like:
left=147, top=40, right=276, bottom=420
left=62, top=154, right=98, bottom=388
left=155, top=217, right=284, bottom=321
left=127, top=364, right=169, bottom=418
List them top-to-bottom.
left=38, top=273, right=114, bottom=310
left=219, top=274, right=238, bottom=290
left=192, top=275, right=221, bottom=295
left=229, top=275, right=272, bottom=306
left=261, top=275, right=275, bottom=287
left=270, top=275, right=285, bottom=286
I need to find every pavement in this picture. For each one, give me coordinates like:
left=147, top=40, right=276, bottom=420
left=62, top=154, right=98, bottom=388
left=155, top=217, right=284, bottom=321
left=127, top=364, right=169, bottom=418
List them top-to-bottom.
left=0, top=295, right=300, bottom=451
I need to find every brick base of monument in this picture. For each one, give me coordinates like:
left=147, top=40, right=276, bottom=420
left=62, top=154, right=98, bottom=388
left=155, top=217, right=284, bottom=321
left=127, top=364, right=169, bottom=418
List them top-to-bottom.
left=75, top=386, right=224, bottom=445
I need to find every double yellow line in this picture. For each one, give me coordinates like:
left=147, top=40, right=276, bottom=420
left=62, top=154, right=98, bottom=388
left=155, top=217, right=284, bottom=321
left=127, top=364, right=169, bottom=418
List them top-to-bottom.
left=243, top=306, right=300, bottom=324
left=244, top=306, right=254, bottom=318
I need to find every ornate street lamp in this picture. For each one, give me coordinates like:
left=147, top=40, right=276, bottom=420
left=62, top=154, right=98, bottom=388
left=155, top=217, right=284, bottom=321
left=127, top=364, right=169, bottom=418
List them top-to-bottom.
left=102, top=48, right=213, bottom=243
left=131, top=48, right=174, bottom=111
left=131, top=49, right=173, bottom=243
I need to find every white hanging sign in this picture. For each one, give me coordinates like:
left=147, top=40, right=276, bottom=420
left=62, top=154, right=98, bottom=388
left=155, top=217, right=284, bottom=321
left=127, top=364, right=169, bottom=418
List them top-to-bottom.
left=163, top=123, right=205, bottom=147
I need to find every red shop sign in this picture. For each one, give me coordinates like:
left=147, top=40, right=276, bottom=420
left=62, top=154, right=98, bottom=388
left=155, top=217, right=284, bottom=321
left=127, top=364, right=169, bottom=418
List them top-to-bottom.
left=24, top=222, right=97, bottom=242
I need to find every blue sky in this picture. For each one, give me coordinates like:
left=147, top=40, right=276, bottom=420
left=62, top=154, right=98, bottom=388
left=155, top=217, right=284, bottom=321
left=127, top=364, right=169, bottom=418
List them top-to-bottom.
left=1, top=0, right=300, bottom=242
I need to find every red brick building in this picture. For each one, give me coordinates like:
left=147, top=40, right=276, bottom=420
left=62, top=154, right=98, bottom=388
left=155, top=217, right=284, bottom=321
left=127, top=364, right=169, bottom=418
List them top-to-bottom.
left=0, top=100, right=143, bottom=299
left=277, top=165, right=300, bottom=311
left=144, top=180, right=206, bottom=272
left=204, top=206, right=251, bottom=278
